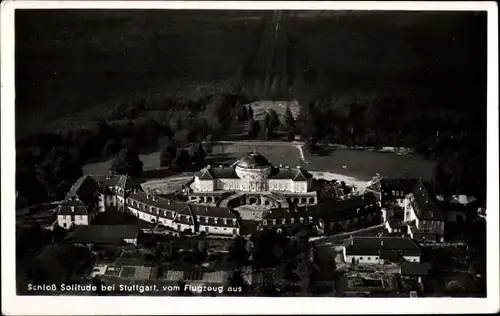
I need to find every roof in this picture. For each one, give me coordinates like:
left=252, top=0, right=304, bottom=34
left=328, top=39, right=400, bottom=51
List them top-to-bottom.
left=236, top=152, right=271, bottom=169
left=194, top=167, right=240, bottom=179
left=209, top=167, right=240, bottom=179
left=268, top=167, right=311, bottom=181
left=195, top=168, right=214, bottom=180
left=268, top=168, right=296, bottom=179
left=293, top=168, right=312, bottom=181
left=66, top=175, right=98, bottom=206
left=90, top=175, right=123, bottom=188
left=387, top=178, right=418, bottom=195
left=409, top=179, right=445, bottom=221
left=365, top=181, right=383, bottom=194
left=128, top=190, right=238, bottom=227
left=128, top=190, right=187, bottom=213
left=260, top=192, right=378, bottom=222
left=317, top=192, right=379, bottom=216
left=58, top=199, right=89, bottom=216
left=189, top=204, right=237, bottom=219
left=263, top=207, right=312, bottom=220
left=387, top=219, right=405, bottom=228
left=408, top=224, right=439, bottom=242
left=72, top=225, right=139, bottom=244
left=344, top=236, right=421, bottom=257
left=379, top=249, right=403, bottom=262
left=400, top=262, right=431, bottom=276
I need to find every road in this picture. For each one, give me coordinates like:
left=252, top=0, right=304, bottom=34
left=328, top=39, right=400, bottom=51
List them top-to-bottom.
left=311, top=223, right=386, bottom=246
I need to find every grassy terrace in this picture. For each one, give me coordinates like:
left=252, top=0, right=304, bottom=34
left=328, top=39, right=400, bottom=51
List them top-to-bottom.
left=84, top=141, right=435, bottom=182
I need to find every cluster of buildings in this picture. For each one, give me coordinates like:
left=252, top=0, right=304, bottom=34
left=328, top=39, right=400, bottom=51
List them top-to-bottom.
left=56, top=152, right=477, bottom=245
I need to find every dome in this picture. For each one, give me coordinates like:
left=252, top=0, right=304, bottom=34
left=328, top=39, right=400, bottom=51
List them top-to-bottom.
left=236, top=152, right=271, bottom=169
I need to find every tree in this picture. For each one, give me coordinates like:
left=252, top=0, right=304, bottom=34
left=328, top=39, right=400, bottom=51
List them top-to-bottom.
left=262, top=75, right=272, bottom=99
left=270, top=76, right=280, bottom=99
left=279, top=76, right=289, bottom=99
left=252, top=80, right=263, bottom=100
left=203, top=94, right=231, bottom=131
left=238, top=105, right=248, bottom=122
left=247, top=105, right=254, bottom=120
left=284, top=107, right=295, bottom=132
left=267, top=109, right=280, bottom=133
left=259, top=115, right=269, bottom=140
left=246, top=117, right=259, bottom=138
left=173, top=129, right=189, bottom=146
left=121, top=137, right=136, bottom=151
left=159, top=137, right=176, bottom=168
left=102, top=140, right=118, bottom=157
left=188, top=142, right=207, bottom=165
left=110, top=149, right=143, bottom=176
left=172, top=149, right=192, bottom=170
left=51, top=225, right=67, bottom=244
left=228, top=237, right=249, bottom=267
left=227, top=271, right=248, bottom=295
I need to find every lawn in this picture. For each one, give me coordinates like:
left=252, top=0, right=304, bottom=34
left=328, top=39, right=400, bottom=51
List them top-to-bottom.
left=83, top=141, right=435, bottom=184
left=82, top=142, right=302, bottom=175
left=206, top=143, right=303, bottom=167
left=305, top=148, right=436, bottom=181
left=83, top=151, right=162, bottom=175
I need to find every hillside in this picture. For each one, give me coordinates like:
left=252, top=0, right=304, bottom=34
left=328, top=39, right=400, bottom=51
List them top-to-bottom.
left=16, top=10, right=486, bottom=137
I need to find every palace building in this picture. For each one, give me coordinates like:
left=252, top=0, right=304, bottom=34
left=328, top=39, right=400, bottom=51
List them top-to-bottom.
left=190, top=152, right=318, bottom=208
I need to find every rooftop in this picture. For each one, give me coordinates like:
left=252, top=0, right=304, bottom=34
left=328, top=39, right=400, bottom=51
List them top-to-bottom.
left=236, top=152, right=271, bottom=169
left=66, top=175, right=99, bottom=206
left=410, top=179, right=445, bottom=221
left=71, top=225, right=139, bottom=244
left=344, top=236, right=421, bottom=257
left=400, top=262, right=431, bottom=276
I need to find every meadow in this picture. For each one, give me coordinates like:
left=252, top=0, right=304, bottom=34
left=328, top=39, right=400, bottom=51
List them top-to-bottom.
left=83, top=142, right=435, bottom=182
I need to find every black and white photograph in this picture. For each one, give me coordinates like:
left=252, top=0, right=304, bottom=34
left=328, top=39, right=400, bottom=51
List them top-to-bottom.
left=1, top=1, right=498, bottom=315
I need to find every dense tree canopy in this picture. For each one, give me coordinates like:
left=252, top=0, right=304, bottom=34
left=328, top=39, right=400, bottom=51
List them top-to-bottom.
left=110, top=149, right=143, bottom=176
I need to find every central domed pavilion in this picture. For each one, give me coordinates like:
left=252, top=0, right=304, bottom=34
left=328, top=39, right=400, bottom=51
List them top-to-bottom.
left=234, top=152, right=273, bottom=192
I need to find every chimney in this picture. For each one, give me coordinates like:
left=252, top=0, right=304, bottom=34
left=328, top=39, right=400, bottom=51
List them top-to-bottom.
left=207, top=165, right=211, bottom=169
left=167, top=200, right=171, bottom=205
left=71, top=206, right=75, bottom=213
left=381, top=241, right=384, bottom=247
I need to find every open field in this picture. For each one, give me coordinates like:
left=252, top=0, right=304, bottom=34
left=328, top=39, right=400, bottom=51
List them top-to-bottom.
left=83, top=142, right=435, bottom=185
left=207, top=142, right=303, bottom=167
left=305, top=148, right=436, bottom=181
left=83, top=151, right=162, bottom=175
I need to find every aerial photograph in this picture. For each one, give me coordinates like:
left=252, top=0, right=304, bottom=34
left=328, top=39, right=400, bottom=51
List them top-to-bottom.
left=14, top=9, right=487, bottom=298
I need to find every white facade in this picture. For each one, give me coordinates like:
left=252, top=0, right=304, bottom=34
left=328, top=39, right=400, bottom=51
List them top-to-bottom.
left=194, top=175, right=309, bottom=194
left=217, top=178, right=240, bottom=190
left=196, top=179, right=215, bottom=192
left=126, top=204, right=239, bottom=237
left=57, top=214, right=89, bottom=229
left=123, top=237, right=138, bottom=246
left=344, top=253, right=384, bottom=264
left=403, top=256, right=420, bottom=262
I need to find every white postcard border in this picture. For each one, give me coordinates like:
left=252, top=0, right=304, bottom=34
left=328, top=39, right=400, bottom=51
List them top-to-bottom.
left=1, top=1, right=498, bottom=315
